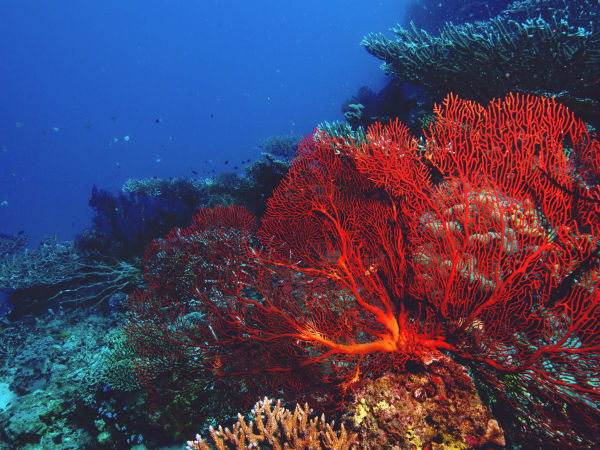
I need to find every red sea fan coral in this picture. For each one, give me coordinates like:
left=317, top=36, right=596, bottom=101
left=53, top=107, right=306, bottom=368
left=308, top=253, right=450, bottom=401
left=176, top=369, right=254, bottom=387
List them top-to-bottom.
left=127, top=93, right=600, bottom=447
left=349, top=93, right=600, bottom=445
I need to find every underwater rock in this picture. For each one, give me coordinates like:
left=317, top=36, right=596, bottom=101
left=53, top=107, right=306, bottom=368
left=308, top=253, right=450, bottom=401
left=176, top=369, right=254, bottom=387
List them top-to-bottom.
left=344, top=352, right=505, bottom=449
left=9, top=355, right=49, bottom=395
left=0, top=391, right=94, bottom=448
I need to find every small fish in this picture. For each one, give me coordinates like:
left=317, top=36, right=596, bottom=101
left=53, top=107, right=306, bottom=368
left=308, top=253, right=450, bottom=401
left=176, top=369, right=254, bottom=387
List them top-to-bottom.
left=155, top=118, right=162, bottom=123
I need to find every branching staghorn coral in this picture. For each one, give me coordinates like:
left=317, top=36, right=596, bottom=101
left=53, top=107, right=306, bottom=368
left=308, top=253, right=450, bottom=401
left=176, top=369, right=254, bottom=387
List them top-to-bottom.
left=187, top=397, right=357, bottom=450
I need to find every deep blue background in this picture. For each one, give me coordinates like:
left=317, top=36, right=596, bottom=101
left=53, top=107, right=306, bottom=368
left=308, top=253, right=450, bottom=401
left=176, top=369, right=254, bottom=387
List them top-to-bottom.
left=0, top=1, right=407, bottom=245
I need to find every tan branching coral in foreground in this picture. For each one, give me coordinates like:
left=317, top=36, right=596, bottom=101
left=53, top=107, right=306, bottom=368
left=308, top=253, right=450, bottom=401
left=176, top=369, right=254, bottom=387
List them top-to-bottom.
left=187, top=397, right=358, bottom=450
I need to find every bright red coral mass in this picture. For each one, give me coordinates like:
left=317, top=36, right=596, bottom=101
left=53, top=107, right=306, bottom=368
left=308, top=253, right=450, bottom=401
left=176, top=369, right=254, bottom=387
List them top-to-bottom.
left=126, top=93, right=600, bottom=446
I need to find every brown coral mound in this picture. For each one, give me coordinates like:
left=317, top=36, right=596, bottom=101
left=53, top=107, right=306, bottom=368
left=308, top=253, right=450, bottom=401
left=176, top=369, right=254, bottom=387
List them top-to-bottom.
left=344, top=352, right=505, bottom=449
left=187, top=397, right=358, bottom=450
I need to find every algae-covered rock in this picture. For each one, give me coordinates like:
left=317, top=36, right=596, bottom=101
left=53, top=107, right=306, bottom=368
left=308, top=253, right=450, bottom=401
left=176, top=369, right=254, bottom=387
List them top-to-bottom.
left=345, top=352, right=505, bottom=449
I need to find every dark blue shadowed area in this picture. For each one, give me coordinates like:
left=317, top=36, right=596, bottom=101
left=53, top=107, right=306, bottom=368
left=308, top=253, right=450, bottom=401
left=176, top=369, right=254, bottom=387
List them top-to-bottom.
left=88, top=185, right=195, bottom=256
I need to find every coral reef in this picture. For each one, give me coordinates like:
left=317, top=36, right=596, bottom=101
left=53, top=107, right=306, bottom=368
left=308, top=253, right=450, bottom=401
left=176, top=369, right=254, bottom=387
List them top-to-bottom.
left=362, top=0, right=600, bottom=123
left=340, top=81, right=425, bottom=133
left=127, top=93, right=600, bottom=448
left=348, top=93, right=600, bottom=447
left=316, top=121, right=367, bottom=146
left=257, top=134, right=301, bottom=160
left=120, top=155, right=289, bottom=221
left=204, top=155, right=290, bottom=217
left=121, top=176, right=207, bottom=207
left=87, top=185, right=197, bottom=258
left=124, top=206, right=261, bottom=437
left=0, top=232, right=29, bottom=258
left=0, top=237, right=139, bottom=319
left=0, top=238, right=139, bottom=318
left=0, top=239, right=81, bottom=291
left=0, top=307, right=155, bottom=448
left=98, top=329, right=141, bottom=392
left=344, top=353, right=504, bottom=449
left=187, top=397, right=358, bottom=450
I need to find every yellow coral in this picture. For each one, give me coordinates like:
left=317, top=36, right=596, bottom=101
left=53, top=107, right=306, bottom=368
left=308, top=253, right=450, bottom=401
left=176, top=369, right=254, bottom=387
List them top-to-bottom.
left=353, top=398, right=369, bottom=428
left=373, top=400, right=390, bottom=414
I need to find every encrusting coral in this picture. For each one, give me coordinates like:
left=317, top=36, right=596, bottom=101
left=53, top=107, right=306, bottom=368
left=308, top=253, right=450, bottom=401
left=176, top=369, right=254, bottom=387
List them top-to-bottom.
left=187, top=397, right=358, bottom=450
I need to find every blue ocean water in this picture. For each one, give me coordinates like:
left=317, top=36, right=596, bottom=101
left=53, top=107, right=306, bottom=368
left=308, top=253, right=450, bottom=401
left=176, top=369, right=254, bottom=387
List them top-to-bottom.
left=0, top=1, right=406, bottom=245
